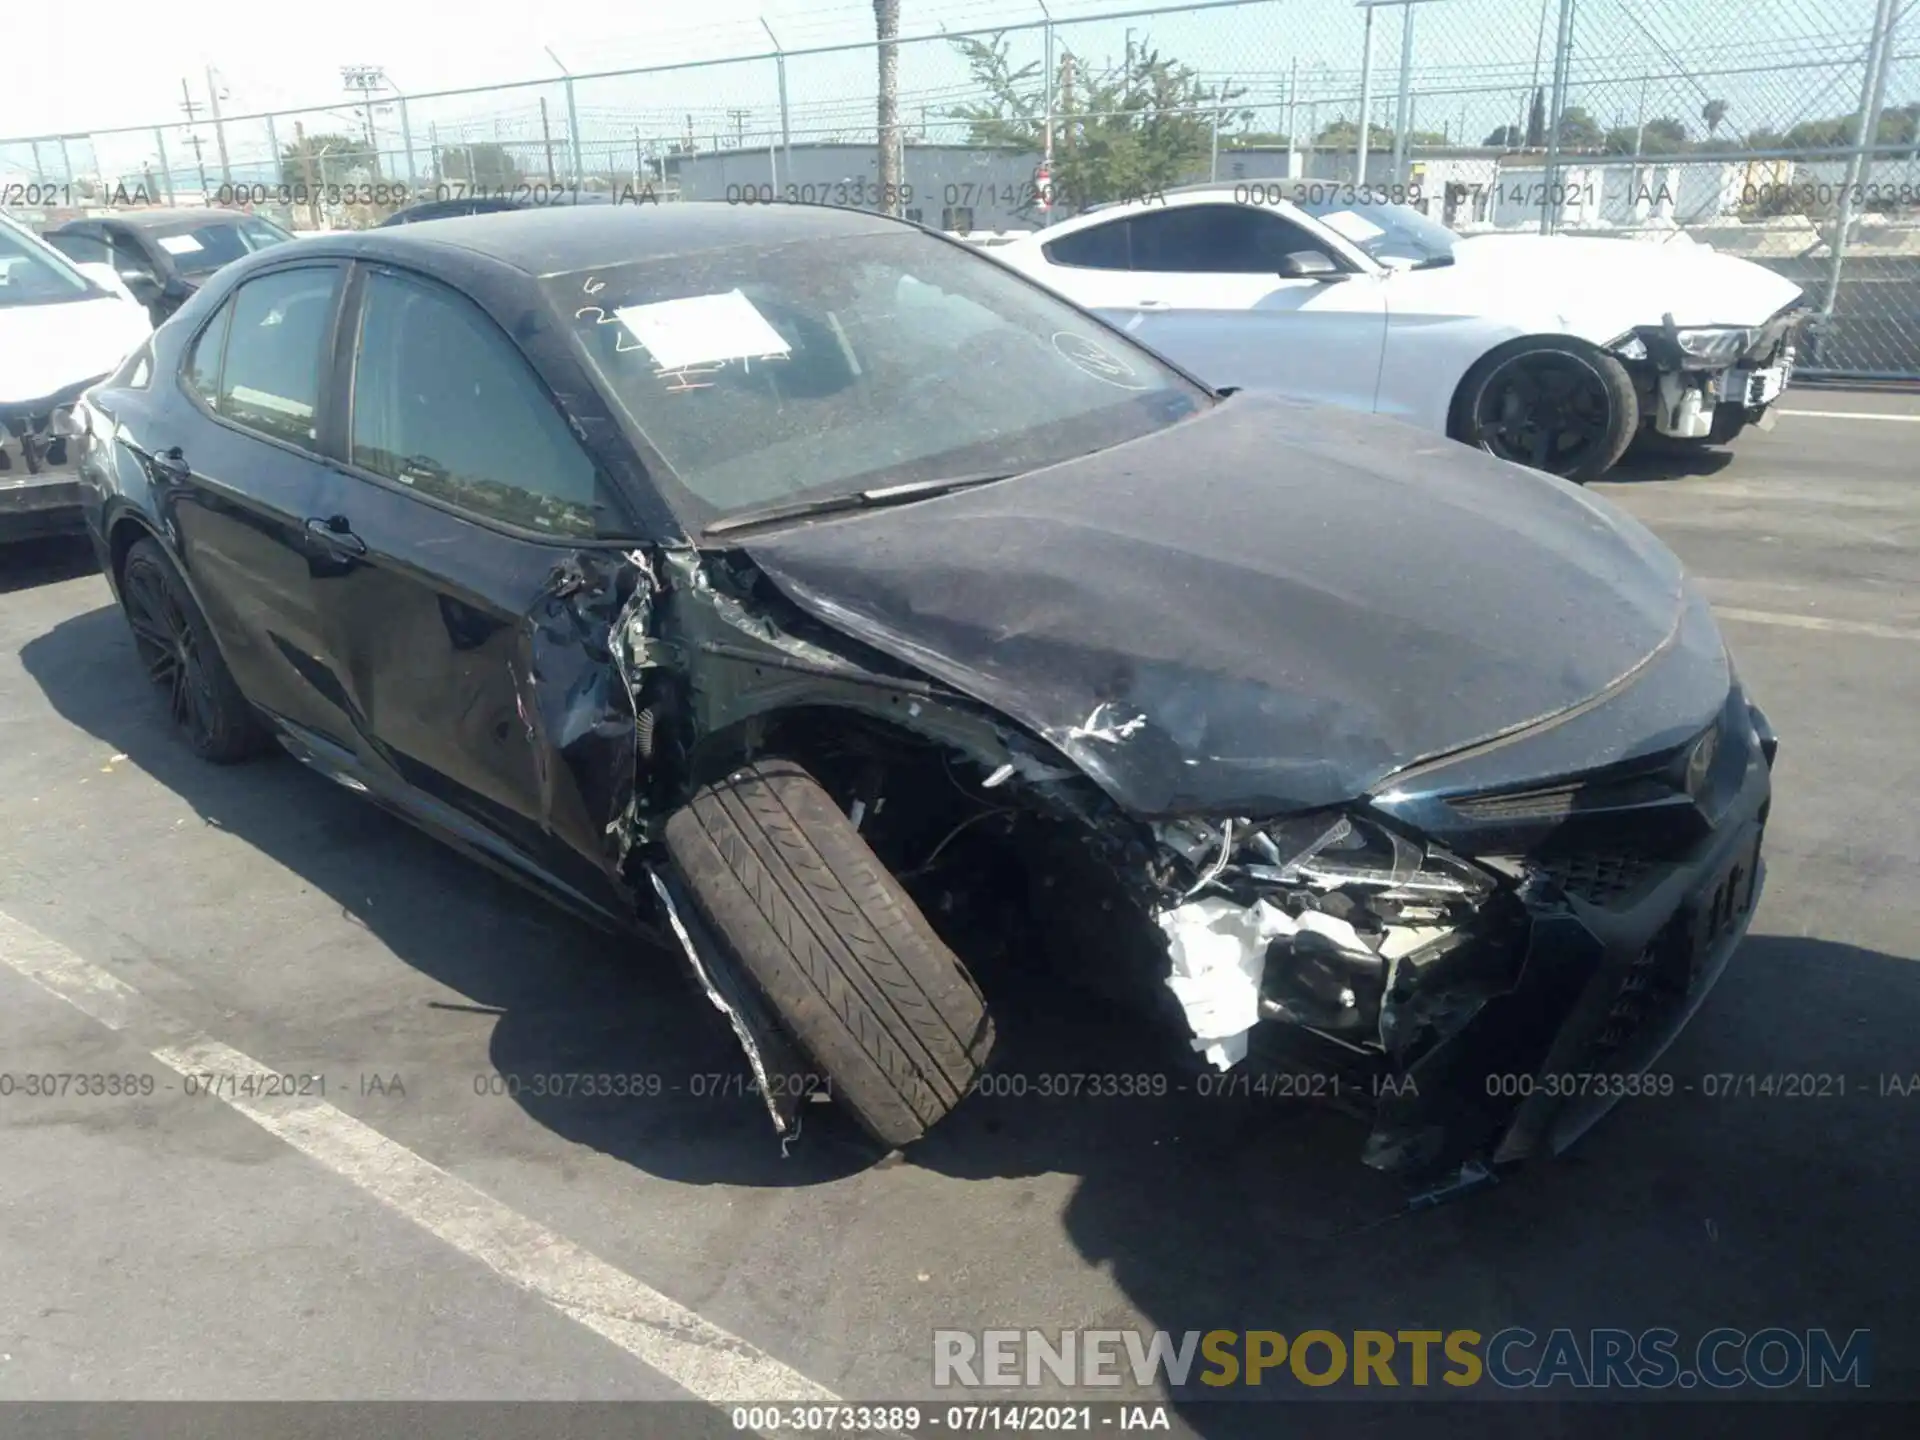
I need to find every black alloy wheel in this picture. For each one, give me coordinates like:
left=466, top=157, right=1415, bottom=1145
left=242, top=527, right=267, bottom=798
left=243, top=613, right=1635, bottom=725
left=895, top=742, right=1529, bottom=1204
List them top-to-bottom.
left=1457, top=340, right=1638, bottom=483
left=119, top=538, right=272, bottom=762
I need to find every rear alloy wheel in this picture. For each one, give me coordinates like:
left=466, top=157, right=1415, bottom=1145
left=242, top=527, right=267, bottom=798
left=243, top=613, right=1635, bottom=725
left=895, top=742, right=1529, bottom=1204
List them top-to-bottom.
left=1454, top=339, right=1638, bottom=483
left=120, top=537, right=272, bottom=763
left=664, top=758, right=995, bottom=1149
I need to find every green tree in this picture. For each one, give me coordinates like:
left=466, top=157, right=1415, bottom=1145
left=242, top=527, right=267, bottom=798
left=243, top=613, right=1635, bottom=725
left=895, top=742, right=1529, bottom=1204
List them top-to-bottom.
left=948, top=33, right=1243, bottom=215
left=1525, top=88, right=1546, bottom=147
left=1701, top=98, right=1729, bottom=136
left=1555, top=106, right=1605, bottom=150
left=1603, top=116, right=1690, bottom=155
left=1484, top=123, right=1524, bottom=148
left=280, top=132, right=374, bottom=188
left=437, top=142, right=520, bottom=187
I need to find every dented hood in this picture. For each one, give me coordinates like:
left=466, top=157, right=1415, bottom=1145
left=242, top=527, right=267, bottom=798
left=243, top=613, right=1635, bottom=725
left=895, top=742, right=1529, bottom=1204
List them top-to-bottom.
left=742, top=393, right=1695, bottom=818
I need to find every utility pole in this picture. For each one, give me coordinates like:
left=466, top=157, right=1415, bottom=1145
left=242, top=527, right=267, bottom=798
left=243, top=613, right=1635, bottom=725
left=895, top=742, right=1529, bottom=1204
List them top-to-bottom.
left=1391, top=3, right=1415, bottom=185
left=1286, top=57, right=1299, bottom=178
left=341, top=66, right=387, bottom=180
left=206, top=67, right=232, bottom=188
left=540, top=97, right=557, bottom=183
left=728, top=108, right=750, bottom=147
left=294, top=120, right=320, bottom=227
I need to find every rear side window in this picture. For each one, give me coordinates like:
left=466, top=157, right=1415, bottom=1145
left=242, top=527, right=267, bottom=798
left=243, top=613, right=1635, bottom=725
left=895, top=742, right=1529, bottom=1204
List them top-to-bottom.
left=1127, top=204, right=1328, bottom=273
left=1043, top=219, right=1129, bottom=270
left=215, top=267, right=339, bottom=449
left=349, top=269, right=601, bottom=537
left=183, top=302, right=232, bottom=403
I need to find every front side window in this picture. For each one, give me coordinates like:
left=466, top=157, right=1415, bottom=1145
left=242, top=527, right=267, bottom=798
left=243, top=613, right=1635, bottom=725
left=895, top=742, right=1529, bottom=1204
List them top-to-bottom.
left=1289, top=199, right=1458, bottom=266
left=1126, top=204, right=1332, bottom=274
left=0, top=219, right=99, bottom=306
left=548, top=228, right=1205, bottom=529
left=215, top=267, right=339, bottom=448
left=350, top=270, right=602, bottom=538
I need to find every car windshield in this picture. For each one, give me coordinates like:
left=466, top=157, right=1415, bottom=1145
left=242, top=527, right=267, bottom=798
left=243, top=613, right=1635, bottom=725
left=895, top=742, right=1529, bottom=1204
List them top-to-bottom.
left=1292, top=199, right=1459, bottom=266
left=151, top=217, right=294, bottom=276
left=0, top=221, right=97, bottom=306
left=547, top=228, right=1208, bottom=529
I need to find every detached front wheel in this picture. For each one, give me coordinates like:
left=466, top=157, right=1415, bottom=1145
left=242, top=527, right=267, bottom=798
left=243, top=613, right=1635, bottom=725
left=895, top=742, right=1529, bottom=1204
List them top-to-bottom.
left=1453, top=338, right=1638, bottom=483
left=664, top=758, right=995, bottom=1149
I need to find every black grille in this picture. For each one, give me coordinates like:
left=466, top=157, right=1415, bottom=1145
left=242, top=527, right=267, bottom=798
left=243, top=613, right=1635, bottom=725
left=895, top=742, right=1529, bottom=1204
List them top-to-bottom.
left=1540, top=852, right=1660, bottom=907
left=1589, top=943, right=1663, bottom=1057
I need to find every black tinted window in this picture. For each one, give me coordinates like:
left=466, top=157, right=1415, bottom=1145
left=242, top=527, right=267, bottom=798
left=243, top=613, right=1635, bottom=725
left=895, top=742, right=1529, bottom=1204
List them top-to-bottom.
left=1127, top=204, right=1330, bottom=273
left=1043, top=219, right=1129, bottom=270
left=48, top=232, right=110, bottom=266
left=217, top=267, right=338, bottom=448
left=351, top=270, right=600, bottom=537
left=184, top=302, right=232, bottom=402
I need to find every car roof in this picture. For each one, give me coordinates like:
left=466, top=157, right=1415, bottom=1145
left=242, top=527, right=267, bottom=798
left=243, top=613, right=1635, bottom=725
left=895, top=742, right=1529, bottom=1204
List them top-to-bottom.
left=343, top=200, right=911, bottom=277
left=100, top=208, right=268, bottom=231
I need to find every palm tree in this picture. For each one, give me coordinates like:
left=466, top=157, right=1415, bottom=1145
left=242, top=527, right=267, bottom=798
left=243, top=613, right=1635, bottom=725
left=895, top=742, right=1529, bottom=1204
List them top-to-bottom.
left=875, top=0, right=903, bottom=214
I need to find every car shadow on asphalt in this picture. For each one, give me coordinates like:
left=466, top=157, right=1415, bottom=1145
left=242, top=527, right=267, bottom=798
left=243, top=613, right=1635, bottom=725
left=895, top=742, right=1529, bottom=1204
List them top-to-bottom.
left=1601, top=446, right=1739, bottom=484
left=23, top=603, right=1920, bottom=1430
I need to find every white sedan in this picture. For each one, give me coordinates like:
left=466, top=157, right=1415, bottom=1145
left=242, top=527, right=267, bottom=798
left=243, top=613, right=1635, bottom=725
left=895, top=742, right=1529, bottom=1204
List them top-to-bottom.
left=992, top=185, right=1805, bottom=482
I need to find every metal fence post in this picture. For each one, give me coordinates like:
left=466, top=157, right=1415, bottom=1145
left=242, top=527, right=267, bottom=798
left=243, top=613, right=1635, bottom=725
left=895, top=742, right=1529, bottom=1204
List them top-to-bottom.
left=1541, top=0, right=1577, bottom=233
left=1819, top=0, right=1900, bottom=330
left=1391, top=2, right=1415, bottom=184
left=1355, top=3, right=1375, bottom=185
left=762, top=20, right=792, bottom=187
left=564, top=78, right=583, bottom=185
left=399, top=95, right=416, bottom=188
left=540, top=98, right=557, bottom=184
left=265, top=113, right=281, bottom=192
left=153, top=126, right=176, bottom=204
left=58, top=136, right=74, bottom=185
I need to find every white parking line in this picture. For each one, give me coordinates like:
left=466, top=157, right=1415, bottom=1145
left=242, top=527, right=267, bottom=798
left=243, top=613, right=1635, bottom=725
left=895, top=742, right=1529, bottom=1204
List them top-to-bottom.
left=1776, top=409, right=1920, bottom=422
left=1715, top=607, right=1920, bottom=642
left=0, top=906, right=839, bottom=1410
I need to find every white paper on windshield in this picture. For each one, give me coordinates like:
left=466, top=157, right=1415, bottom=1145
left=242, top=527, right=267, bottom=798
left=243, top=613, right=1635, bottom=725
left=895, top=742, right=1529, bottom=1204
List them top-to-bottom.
left=1317, top=210, right=1385, bottom=243
left=157, top=233, right=205, bottom=255
left=613, top=290, right=790, bottom=370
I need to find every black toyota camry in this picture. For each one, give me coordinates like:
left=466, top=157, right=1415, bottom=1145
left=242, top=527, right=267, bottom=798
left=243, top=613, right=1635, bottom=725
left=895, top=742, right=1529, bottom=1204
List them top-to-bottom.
left=70, top=203, right=1775, bottom=1191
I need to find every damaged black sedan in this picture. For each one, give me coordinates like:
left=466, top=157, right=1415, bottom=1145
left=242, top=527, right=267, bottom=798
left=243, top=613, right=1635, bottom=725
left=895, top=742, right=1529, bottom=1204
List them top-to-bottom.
left=72, top=203, right=1775, bottom=1186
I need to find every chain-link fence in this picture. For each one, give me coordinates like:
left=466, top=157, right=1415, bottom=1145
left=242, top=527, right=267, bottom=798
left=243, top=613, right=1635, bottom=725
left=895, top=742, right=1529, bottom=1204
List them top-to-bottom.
left=3, top=0, right=1914, bottom=375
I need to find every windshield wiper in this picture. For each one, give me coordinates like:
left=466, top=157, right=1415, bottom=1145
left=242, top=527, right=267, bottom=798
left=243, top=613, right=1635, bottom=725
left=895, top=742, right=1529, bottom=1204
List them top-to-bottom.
left=1410, top=254, right=1456, bottom=270
left=702, top=471, right=1016, bottom=537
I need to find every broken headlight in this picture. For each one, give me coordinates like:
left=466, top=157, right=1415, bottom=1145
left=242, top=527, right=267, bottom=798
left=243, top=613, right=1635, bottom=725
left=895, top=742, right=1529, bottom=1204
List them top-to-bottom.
left=1670, top=326, right=1757, bottom=365
left=1153, top=812, right=1503, bottom=1062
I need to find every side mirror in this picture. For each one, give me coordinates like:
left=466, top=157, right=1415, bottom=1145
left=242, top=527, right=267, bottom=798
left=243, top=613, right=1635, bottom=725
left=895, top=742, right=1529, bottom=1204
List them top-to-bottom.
left=1278, top=250, right=1340, bottom=280
left=119, top=269, right=165, bottom=306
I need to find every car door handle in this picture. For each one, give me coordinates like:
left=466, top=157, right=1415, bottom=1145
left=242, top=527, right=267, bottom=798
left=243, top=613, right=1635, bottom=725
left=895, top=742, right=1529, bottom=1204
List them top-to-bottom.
left=1136, top=299, right=1172, bottom=310
left=304, top=515, right=366, bottom=556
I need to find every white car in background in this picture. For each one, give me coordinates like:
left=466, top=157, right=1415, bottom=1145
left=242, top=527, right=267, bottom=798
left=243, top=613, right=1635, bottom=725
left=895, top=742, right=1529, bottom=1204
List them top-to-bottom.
left=993, top=185, right=1806, bottom=482
left=1, top=210, right=152, bottom=542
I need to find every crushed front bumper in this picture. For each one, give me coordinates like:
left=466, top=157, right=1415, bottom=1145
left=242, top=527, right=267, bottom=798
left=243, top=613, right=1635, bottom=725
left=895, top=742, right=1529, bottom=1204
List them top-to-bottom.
left=1, top=380, right=94, bottom=544
left=1255, top=696, right=1776, bottom=1183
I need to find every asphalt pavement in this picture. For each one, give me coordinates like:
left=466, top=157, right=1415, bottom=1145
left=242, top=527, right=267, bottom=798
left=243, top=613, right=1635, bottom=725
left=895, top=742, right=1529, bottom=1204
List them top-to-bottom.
left=0, top=389, right=1916, bottom=1437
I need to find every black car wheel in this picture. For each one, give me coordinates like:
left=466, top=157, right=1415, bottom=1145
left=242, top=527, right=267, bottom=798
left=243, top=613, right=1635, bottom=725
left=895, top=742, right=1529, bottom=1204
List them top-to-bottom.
left=1453, top=339, right=1638, bottom=483
left=120, top=538, right=272, bottom=763
left=664, top=758, right=995, bottom=1149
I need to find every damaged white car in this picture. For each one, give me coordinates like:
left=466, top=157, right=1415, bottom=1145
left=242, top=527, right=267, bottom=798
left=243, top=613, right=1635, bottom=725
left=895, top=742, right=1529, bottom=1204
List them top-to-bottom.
left=993, top=185, right=1805, bottom=482
left=76, top=203, right=1776, bottom=1193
